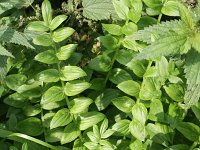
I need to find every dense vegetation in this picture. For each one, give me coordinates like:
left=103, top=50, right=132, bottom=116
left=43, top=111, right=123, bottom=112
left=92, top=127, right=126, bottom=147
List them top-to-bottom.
left=0, top=0, right=200, bottom=149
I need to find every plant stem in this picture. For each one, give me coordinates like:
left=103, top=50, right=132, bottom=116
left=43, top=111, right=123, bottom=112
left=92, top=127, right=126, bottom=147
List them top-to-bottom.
left=157, top=13, right=162, bottom=23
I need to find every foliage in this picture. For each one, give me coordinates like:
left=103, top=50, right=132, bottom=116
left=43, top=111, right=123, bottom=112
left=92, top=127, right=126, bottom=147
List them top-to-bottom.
left=0, top=0, right=200, bottom=150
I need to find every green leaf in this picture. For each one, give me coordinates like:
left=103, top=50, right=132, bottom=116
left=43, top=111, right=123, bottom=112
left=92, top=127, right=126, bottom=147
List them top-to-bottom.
left=41, top=0, right=52, bottom=25
left=82, top=0, right=117, bottom=20
left=113, top=0, right=129, bottom=20
left=128, top=0, right=142, bottom=23
left=143, top=0, right=162, bottom=8
left=161, top=1, right=180, bottom=16
left=178, top=2, right=195, bottom=29
left=50, top=15, right=68, bottom=31
left=130, top=20, right=185, bottom=44
left=26, top=21, right=49, bottom=32
left=121, top=22, right=138, bottom=36
left=102, top=24, right=122, bottom=36
left=0, top=27, right=34, bottom=49
left=52, top=27, right=75, bottom=43
left=134, top=33, right=190, bottom=60
left=33, top=34, right=53, bottom=46
left=98, top=35, right=118, bottom=50
left=0, top=44, right=13, bottom=57
left=56, top=44, right=77, bottom=60
left=34, top=50, right=58, bottom=64
left=184, top=50, right=200, bottom=107
left=88, top=54, right=112, bottom=72
left=126, top=60, right=147, bottom=77
left=60, top=66, right=87, bottom=81
left=109, top=68, right=132, bottom=84
left=36, top=69, right=59, bottom=83
left=5, top=74, right=27, bottom=91
left=139, top=77, right=161, bottom=100
left=89, top=78, right=105, bottom=91
left=64, top=80, right=91, bottom=96
left=117, top=80, right=140, bottom=97
left=164, top=84, right=184, bottom=102
left=41, top=86, right=65, bottom=105
left=95, top=89, right=121, bottom=111
left=4, top=92, right=27, bottom=108
left=112, top=96, right=135, bottom=113
left=70, top=97, right=93, bottom=114
left=148, top=99, right=164, bottom=122
left=191, top=102, right=200, bottom=121
left=132, top=103, right=148, bottom=125
left=23, top=104, right=41, bottom=117
left=50, top=108, right=72, bottom=129
left=79, top=111, right=105, bottom=130
left=17, top=117, right=43, bottom=136
left=100, top=119, right=108, bottom=136
left=112, top=119, right=130, bottom=136
left=129, top=119, right=146, bottom=141
left=176, top=121, right=200, bottom=141
left=61, top=123, right=81, bottom=144
left=146, top=123, right=174, bottom=146
left=46, top=128, right=63, bottom=142
left=130, top=139, right=144, bottom=150
left=165, top=144, right=189, bottom=150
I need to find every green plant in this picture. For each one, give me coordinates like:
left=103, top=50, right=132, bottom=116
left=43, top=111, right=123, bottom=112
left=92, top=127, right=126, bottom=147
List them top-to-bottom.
left=0, top=0, right=200, bottom=150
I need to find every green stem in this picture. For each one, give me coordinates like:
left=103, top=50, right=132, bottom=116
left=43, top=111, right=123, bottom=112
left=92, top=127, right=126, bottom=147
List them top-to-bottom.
left=157, top=13, right=162, bottom=23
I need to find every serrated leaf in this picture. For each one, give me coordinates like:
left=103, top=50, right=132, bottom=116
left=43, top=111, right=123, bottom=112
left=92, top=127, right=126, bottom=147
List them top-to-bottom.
left=82, top=0, right=117, bottom=20
left=129, top=20, right=185, bottom=44
left=0, top=27, right=34, bottom=49
left=134, top=33, right=190, bottom=61
left=0, top=44, right=13, bottom=57
left=184, top=50, right=200, bottom=107
left=60, top=66, right=87, bottom=81
left=64, top=80, right=91, bottom=96
left=117, top=80, right=140, bottom=97
left=41, top=86, right=65, bottom=105
left=50, top=108, right=72, bottom=129
left=79, top=111, right=105, bottom=130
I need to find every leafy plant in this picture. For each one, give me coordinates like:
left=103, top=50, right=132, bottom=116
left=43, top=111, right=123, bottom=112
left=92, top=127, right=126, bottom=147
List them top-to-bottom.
left=0, top=0, right=200, bottom=150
